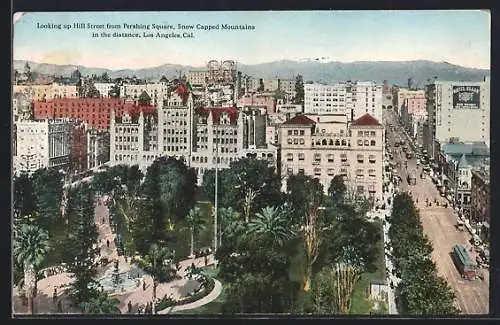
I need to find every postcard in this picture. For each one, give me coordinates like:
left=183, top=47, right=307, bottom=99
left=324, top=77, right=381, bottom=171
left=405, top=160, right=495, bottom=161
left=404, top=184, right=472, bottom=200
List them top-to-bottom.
left=12, top=10, right=490, bottom=316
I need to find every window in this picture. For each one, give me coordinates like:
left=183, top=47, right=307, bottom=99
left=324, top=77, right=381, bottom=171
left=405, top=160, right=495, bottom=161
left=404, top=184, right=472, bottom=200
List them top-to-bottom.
left=293, top=130, right=299, bottom=135
left=299, top=130, right=305, bottom=136
left=358, top=131, right=363, bottom=137
left=364, top=131, right=370, bottom=136
left=370, top=131, right=376, bottom=137
left=287, top=138, right=292, bottom=144
left=293, top=138, right=299, bottom=145
left=299, top=138, right=305, bottom=145
left=341, top=139, right=347, bottom=146
left=358, top=139, right=363, bottom=146
left=364, top=139, right=369, bottom=146
left=370, top=140, right=376, bottom=146
left=287, top=153, right=293, bottom=161
left=298, top=153, right=305, bottom=161
left=314, top=153, right=321, bottom=162
left=328, top=154, right=334, bottom=163
left=340, top=154, right=347, bottom=162
left=357, top=154, right=364, bottom=163
left=369, top=155, right=376, bottom=163
left=287, top=167, right=293, bottom=175
left=298, top=168, right=305, bottom=175
left=314, top=168, right=321, bottom=176
left=327, top=168, right=335, bottom=176
left=340, top=168, right=348, bottom=176
left=356, top=169, right=364, bottom=177
left=369, top=169, right=376, bottom=178
left=357, top=185, right=364, bottom=194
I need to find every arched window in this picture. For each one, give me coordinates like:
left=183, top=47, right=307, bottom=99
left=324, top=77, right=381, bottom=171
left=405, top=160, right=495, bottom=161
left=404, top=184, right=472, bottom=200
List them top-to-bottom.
left=322, top=139, right=327, bottom=145
left=329, top=139, right=334, bottom=146
left=341, top=139, right=347, bottom=146
left=335, top=140, right=340, bottom=146
left=370, top=140, right=376, bottom=146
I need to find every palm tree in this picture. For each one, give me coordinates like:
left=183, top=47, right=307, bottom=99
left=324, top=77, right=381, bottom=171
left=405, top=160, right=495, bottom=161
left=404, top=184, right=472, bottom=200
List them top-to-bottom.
left=248, top=206, right=295, bottom=247
left=184, top=207, right=206, bottom=258
left=218, top=207, right=244, bottom=246
left=13, top=223, right=50, bottom=314
left=136, top=244, right=175, bottom=314
left=79, top=290, right=121, bottom=314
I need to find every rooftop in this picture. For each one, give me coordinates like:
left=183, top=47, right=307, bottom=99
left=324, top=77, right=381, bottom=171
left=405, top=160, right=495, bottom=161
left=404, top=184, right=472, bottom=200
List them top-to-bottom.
left=282, top=114, right=316, bottom=126
left=351, top=114, right=381, bottom=126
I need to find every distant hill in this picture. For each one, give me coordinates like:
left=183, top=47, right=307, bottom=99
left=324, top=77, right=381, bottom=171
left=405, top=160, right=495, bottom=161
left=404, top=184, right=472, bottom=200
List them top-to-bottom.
left=13, top=59, right=490, bottom=86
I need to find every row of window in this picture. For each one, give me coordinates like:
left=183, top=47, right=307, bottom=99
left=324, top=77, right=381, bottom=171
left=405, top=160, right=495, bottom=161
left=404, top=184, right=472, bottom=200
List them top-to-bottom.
left=164, top=129, right=188, bottom=135
left=358, top=131, right=377, bottom=137
left=115, top=136, right=138, bottom=142
left=164, top=137, right=188, bottom=143
left=164, top=146, right=188, bottom=151
left=285, top=153, right=377, bottom=163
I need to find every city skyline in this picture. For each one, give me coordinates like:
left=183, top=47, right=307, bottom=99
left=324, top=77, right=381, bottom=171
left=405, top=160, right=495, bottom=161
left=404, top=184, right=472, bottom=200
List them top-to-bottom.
left=13, top=10, right=490, bottom=70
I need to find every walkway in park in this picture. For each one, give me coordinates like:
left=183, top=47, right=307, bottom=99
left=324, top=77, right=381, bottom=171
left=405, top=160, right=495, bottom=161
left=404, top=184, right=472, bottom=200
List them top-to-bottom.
left=12, top=196, right=222, bottom=315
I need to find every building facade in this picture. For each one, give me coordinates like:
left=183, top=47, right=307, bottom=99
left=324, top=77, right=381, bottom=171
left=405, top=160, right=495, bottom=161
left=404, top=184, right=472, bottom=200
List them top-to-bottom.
left=187, top=70, right=210, bottom=86
left=424, top=77, right=490, bottom=157
left=304, top=81, right=382, bottom=122
left=120, top=82, right=169, bottom=107
left=13, top=83, right=79, bottom=101
left=94, top=83, right=116, bottom=98
left=237, top=93, right=276, bottom=114
left=33, top=98, right=156, bottom=130
left=279, top=113, right=384, bottom=201
left=14, top=119, right=72, bottom=175
left=87, top=128, right=110, bottom=169
left=470, top=168, right=490, bottom=240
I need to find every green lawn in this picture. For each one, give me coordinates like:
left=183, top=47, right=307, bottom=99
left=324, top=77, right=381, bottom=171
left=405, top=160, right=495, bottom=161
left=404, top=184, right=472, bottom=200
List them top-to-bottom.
left=349, top=220, right=386, bottom=314
left=173, top=266, right=227, bottom=315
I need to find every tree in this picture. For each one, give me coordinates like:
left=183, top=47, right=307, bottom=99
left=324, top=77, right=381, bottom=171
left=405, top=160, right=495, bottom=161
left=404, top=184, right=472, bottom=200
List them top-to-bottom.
left=24, top=62, right=33, bottom=82
left=100, top=72, right=110, bottom=82
left=294, top=74, right=304, bottom=104
left=108, top=84, right=120, bottom=98
left=138, top=91, right=152, bottom=105
left=142, top=156, right=197, bottom=224
left=31, top=168, right=63, bottom=230
left=13, top=172, right=36, bottom=220
left=285, top=175, right=326, bottom=292
left=327, top=175, right=347, bottom=206
left=65, top=184, right=101, bottom=305
left=184, top=206, right=207, bottom=257
left=248, top=206, right=295, bottom=248
left=13, top=223, right=50, bottom=314
left=136, top=244, right=176, bottom=314
left=79, top=290, right=121, bottom=314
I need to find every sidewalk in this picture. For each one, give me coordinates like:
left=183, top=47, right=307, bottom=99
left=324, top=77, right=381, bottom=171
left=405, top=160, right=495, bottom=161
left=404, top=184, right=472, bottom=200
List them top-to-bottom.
left=157, top=279, right=222, bottom=314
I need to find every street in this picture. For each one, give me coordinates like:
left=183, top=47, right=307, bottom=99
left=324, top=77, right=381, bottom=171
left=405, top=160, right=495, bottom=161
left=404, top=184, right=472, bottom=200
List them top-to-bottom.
left=383, top=109, right=489, bottom=314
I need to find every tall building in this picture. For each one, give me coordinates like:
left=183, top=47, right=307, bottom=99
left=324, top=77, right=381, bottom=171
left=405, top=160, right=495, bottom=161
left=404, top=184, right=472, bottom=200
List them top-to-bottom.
left=187, top=70, right=210, bottom=86
left=423, top=77, right=490, bottom=158
left=279, top=78, right=297, bottom=97
left=263, top=79, right=279, bottom=92
left=304, top=81, right=383, bottom=121
left=350, top=81, right=383, bottom=121
left=94, top=82, right=116, bottom=98
left=120, top=82, right=169, bottom=107
left=13, top=83, right=79, bottom=101
left=157, top=84, right=194, bottom=160
left=33, top=98, right=156, bottom=130
left=109, top=109, right=160, bottom=172
left=279, top=113, right=384, bottom=201
left=14, top=119, right=72, bottom=175
left=86, top=128, right=110, bottom=169
left=470, top=167, right=490, bottom=241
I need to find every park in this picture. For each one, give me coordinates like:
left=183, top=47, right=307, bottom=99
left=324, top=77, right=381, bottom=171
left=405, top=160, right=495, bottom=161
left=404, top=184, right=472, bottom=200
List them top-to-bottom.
left=14, top=156, right=392, bottom=315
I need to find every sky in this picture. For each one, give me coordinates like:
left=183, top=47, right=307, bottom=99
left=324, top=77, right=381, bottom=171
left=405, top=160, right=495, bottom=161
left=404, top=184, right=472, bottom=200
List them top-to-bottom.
left=13, top=10, right=490, bottom=70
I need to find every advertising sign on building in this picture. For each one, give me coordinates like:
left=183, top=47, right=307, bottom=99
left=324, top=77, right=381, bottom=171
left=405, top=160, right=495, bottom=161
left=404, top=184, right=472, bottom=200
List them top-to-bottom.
left=452, top=86, right=480, bottom=109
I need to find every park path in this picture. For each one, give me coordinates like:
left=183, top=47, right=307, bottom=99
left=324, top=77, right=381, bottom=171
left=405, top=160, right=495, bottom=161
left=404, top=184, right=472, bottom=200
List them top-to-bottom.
left=157, top=279, right=222, bottom=314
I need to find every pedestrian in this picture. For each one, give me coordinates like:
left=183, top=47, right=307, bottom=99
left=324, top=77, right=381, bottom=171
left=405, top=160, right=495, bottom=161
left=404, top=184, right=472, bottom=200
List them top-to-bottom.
left=106, top=239, right=110, bottom=248
left=204, top=255, right=208, bottom=266
left=143, top=280, right=146, bottom=291
left=53, top=287, right=57, bottom=303
left=57, top=300, right=63, bottom=313
left=128, top=300, right=132, bottom=313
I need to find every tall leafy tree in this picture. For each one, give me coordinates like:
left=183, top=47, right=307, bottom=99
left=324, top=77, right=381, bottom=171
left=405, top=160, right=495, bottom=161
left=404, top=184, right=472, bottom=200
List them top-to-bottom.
left=293, top=74, right=304, bottom=105
left=31, top=168, right=64, bottom=230
left=13, top=172, right=36, bottom=219
left=65, top=184, right=101, bottom=305
left=184, top=206, right=207, bottom=257
left=248, top=206, right=295, bottom=248
left=13, top=223, right=50, bottom=314
left=136, top=244, right=176, bottom=314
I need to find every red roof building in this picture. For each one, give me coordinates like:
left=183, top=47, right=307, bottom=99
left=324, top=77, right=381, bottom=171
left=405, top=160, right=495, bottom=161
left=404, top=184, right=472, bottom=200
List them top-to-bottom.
left=33, top=98, right=156, bottom=130
left=351, top=113, right=381, bottom=126
left=282, top=114, right=316, bottom=126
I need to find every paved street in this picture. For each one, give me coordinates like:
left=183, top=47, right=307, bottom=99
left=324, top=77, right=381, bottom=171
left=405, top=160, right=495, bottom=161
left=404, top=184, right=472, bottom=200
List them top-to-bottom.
left=384, top=109, right=489, bottom=314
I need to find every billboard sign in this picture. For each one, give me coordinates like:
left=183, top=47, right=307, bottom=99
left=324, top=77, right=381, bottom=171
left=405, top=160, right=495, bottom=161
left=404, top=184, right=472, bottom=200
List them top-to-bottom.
left=452, top=86, right=480, bottom=109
